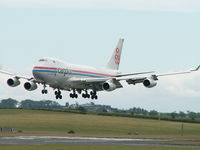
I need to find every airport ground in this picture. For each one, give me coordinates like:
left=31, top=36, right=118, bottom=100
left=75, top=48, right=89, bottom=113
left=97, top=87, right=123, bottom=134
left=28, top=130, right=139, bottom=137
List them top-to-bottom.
left=0, top=109, right=200, bottom=150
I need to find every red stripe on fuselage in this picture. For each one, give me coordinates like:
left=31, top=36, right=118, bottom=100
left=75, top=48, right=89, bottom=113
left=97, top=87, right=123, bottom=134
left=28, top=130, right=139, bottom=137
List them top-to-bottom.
left=33, top=66, right=58, bottom=70
left=33, top=66, right=115, bottom=77
left=72, top=70, right=115, bottom=77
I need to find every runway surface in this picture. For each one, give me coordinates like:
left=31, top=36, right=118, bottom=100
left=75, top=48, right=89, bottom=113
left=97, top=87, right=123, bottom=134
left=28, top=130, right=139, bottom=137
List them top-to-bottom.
left=0, top=136, right=200, bottom=147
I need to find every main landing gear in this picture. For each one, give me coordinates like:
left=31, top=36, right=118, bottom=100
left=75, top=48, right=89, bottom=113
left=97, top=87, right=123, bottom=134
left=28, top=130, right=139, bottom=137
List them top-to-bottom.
left=55, top=89, right=62, bottom=99
left=69, top=89, right=78, bottom=98
left=69, top=89, right=98, bottom=100
left=81, top=90, right=98, bottom=100
left=82, top=90, right=90, bottom=99
left=90, top=91, right=98, bottom=100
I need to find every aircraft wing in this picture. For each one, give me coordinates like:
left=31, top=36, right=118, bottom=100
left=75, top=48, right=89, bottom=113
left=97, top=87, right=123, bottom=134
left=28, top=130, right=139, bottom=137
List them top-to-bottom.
left=68, top=65, right=200, bottom=88
left=121, top=65, right=200, bottom=85
left=156, top=65, right=200, bottom=77
left=0, top=70, right=37, bottom=82
left=115, top=71, right=154, bottom=77
left=68, top=77, right=123, bottom=91
left=68, top=77, right=112, bottom=83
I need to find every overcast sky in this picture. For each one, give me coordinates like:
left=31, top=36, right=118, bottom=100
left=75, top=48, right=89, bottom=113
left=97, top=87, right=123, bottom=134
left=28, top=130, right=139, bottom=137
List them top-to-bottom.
left=0, top=0, right=200, bottom=112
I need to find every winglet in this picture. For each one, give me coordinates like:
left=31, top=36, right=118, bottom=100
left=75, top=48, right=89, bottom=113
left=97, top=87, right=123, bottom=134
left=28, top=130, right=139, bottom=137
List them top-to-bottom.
left=191, top=65, right=200, bottom=72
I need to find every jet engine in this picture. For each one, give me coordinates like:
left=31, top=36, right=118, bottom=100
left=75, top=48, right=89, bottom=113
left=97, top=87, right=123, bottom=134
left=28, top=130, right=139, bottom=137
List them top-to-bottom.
left=7, top=77, right=20, bottom=87
left=143, top=78, right=157, bottom=88
left=102, top=80, right=117, bottom=91
left=24, top=81, right=38, bottom=91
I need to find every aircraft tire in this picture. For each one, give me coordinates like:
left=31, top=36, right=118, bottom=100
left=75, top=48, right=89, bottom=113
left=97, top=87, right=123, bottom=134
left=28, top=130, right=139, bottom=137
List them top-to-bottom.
left=82, top=94, right=86, bottom=98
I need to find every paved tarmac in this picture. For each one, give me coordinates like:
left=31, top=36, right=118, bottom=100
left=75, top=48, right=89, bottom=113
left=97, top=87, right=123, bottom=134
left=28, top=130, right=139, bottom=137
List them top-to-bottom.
left=0, top=136, right=199, bottom=147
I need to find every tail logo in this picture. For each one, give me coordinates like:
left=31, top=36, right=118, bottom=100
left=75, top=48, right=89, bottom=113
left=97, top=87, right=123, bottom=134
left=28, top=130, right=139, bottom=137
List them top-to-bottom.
left=115, top=48, right=120, bottom=64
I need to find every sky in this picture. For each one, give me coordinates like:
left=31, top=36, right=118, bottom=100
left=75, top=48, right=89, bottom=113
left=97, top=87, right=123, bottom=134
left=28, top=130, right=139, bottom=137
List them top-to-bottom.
left=0, top=0, right=200, bottom=112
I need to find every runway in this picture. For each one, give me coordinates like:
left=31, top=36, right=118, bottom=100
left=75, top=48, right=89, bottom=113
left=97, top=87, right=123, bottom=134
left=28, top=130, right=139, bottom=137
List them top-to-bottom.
left=0, top=136, right=200, bottom=147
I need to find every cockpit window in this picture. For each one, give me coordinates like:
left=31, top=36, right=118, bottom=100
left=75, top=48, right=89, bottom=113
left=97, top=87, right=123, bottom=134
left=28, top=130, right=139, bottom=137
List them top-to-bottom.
left=39, top=59, right=47, bottom=62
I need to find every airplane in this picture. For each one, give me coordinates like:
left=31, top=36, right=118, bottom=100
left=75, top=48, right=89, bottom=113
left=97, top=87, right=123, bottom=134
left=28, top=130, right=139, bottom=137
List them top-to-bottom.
left=0, top=38, right=199, bottom=100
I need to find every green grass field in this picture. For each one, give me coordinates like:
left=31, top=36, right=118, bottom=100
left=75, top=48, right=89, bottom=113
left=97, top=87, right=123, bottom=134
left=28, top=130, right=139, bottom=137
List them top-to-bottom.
left=0, top=109, right=200, bottom=140
left=0, top=109, right=200, bottom=150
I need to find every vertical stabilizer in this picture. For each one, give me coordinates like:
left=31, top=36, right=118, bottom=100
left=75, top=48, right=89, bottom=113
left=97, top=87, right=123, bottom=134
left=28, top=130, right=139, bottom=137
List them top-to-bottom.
left=106, top=38, right=124, bottom=70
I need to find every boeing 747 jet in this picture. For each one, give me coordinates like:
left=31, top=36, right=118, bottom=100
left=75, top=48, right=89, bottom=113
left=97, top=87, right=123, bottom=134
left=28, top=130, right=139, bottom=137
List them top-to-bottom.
left=0, top=39, right=199, bottom=99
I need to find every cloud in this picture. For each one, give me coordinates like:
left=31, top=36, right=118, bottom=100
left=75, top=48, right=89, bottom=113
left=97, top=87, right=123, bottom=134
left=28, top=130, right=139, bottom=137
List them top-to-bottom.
left=0, top=0, right=200, bottom=12
left=160, top=71, right=200, bottom=97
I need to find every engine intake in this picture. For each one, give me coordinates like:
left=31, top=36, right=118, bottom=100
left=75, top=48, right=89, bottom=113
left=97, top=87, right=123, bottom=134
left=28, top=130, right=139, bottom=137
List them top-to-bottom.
left=7, top=77, right=20, bottom=87
left=143, top=78, right=157, bottom=88
left=102, top=80, right=117, bottom=91
left=24, top=81, right=37, bottom=91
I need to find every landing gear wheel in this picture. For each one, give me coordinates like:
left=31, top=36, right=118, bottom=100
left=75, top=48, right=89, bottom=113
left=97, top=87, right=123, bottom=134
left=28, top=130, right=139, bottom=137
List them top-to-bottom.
left=42, top=89, right=48, bottom=94
left=55, top=89, right=62, bottom=99
left=69, top=90, right=78, bottom=99
left=82, top=90, right=90, bottom=99
left=90, top=90, right=97, bottom=100
left=82, top=93, right=86, bottom=98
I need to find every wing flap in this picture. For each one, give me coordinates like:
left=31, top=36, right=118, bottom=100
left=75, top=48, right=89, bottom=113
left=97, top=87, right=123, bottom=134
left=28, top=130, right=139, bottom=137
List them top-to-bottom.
left=115, top=71, right=154, bottom=77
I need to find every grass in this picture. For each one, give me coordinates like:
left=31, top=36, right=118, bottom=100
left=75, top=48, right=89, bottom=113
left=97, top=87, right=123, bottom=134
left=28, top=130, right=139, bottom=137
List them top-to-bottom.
left=0, top=109, right=200, bottom=139
left=0, top=145, right=200, bottom=150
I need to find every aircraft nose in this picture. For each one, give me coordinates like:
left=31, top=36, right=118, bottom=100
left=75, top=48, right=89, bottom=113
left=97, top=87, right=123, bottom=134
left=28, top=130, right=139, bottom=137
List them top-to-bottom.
left=32, top=66, right=41, bottom=80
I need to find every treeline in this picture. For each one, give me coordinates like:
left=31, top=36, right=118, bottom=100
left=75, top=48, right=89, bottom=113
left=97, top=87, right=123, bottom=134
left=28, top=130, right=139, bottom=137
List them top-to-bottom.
left=0, top=98, right=62, bottom=109
left=1, top=98, right=200, bottom=123
left=115, top=107, right=200, bottom=122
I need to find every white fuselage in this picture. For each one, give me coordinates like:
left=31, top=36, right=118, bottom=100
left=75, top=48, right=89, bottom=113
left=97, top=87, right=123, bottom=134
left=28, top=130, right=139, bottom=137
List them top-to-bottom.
left=32, top=58, right=120, bottom=90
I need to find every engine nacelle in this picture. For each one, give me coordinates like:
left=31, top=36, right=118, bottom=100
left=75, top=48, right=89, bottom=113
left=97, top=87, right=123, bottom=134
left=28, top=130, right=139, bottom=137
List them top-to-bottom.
left=7, top=77, right=20, bottom=87
left=143, top=78, right=157, bottom=88
left=102, top=80, right=117, bottom=91
left=24, top=81, right=38, bottom=91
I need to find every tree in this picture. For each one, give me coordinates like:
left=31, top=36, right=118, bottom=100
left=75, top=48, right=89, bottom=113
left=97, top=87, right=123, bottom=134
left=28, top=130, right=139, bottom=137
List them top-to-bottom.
left=0, top=98, right=18, bottom=108
left=20, top=100, right=61, bottom=109
left=149, top=110, right=159, bottom=116
left=179, top=111, right=186, bottom=118
left=187, top=111, right=197, bottom=120
left=171, top=112, right=178, bottom=119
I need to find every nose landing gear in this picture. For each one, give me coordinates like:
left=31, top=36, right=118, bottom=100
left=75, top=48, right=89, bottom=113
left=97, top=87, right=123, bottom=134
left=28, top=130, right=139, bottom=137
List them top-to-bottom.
left=41, top=83, right=48, bottom=94
left=42, top=89, right=48, bottom=94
